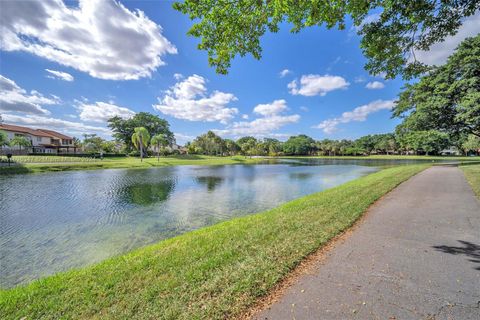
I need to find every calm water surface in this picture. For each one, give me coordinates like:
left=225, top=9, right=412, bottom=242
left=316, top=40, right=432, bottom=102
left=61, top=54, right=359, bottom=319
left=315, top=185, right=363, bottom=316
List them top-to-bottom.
left=1, top=159, right=412, bottom=287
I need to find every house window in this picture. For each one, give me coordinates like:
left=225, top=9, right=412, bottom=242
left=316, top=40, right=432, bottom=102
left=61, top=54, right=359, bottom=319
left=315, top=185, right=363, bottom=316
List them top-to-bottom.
left=37, top=137, right=42, bottom=142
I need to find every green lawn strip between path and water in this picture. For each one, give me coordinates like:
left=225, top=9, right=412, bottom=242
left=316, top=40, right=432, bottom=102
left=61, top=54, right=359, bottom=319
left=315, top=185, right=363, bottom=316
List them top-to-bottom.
left=0, top=164, right=429, bottom=319
left=461, top=164, right=480, bottom=198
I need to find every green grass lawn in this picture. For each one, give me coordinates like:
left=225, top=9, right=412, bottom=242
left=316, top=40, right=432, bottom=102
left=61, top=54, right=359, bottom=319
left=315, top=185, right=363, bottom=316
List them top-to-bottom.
left=1, top=154, right=477, bottom=175
left=282, top=154, right=480, bottom=161
left=0, top=155, right=264, bottom=174
left=0, top=155, right=100, bottom=163
left=0, top=164, right=429, bottom=319
left=461, top=164, right=480, bottom=198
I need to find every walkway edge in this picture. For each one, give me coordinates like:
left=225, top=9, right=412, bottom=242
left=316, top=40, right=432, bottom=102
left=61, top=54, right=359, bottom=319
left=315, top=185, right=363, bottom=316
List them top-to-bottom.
left=241, top=165, right=431, bottom=320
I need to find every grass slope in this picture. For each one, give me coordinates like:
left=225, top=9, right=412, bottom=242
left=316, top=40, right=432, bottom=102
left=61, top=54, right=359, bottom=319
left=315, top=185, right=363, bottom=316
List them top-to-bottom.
left=0, top=155, right=263, bottom=174
left=282, top=155, right=480, bottom=161
left=461, top=164, right=480, bottom=198
left=0, top=165, right=428, bottom=319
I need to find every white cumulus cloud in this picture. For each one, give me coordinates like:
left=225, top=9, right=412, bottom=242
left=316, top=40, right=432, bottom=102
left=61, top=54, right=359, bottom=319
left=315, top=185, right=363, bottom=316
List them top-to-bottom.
left=0, top=0, right=177, bottom=80
left=413, top=12, right=480, bottom=66
left=45, top=69, right=74, bottom=82
left=279, top=69, right=291, bottom=78
left=173, top=73, right=184, bottom=80
left=153, top=74, right=238, bottom=124
left=288, top=74, right=349, bottom=96
left=0, top=75, right=58, bottom=115
left=354, top=76, right=366, bottom=83
left=365, top=81, right=385, bottom=89
left=215, top=99, right=300, bottom=137
left=253, top=99, right=288, bottom=116
left=313, top=100, right=395, bottom=134
left=78, top=101, right=135, bottom=123
left=174, top=132, right=195, bottom=145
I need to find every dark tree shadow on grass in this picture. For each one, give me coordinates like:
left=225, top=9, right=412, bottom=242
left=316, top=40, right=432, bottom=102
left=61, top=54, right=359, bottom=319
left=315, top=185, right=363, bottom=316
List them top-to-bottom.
left=0, top=163, right=32, bottom=175
left=433, top=240, right=480, bottom=270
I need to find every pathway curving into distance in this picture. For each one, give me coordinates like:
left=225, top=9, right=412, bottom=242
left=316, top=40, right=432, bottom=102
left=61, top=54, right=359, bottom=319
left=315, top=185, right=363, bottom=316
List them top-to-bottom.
left=255, top=166, right=480, bottom=320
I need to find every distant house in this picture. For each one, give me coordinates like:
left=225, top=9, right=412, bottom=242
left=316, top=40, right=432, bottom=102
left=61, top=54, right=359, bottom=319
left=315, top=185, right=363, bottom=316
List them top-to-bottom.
left=0, top=123, right=77, bottom=154
left=150, top=143, right=187, bottom=155
left=440, top=146, right=461, bottom=156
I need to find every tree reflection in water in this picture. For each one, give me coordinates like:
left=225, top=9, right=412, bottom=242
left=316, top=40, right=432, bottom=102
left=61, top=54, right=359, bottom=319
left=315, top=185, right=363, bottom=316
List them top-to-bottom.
left=195, top=176, right=224, bottom=192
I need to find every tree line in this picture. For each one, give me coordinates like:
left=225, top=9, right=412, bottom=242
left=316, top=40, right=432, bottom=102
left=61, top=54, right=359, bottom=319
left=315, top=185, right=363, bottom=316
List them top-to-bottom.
left=185, top=131, right=479, bottom=157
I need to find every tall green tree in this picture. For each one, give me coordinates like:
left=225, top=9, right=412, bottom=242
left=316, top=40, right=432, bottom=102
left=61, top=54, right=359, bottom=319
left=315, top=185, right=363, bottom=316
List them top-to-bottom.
left=174, top=0, right=479, bottom=79
left=394, top=34, right=480, bottom=138
left=108, top=113, right=173, bottom=152
left=131, top=127, right=151, bottom=161
left=0, top=130, right=8, bottom=151
left=399, top=130, right=450, bottom=155
left=190, top=131, right=226, bottom=155
left=82, top=134, right=104, bottom=153
left=151, top=134, right=170, bottom=161
left=283, top=135, right=316, bottom=155
left=355, top=135, right=376, bottom=154
left=462, top=135, right=480, bottom=155
left=9, top=136, right=31, bottom=152
left=237, top=136, right=258, bottom=156
left=72, top=137, right=81, bottom=154
left=261, top=138, right=283, bottom=156
left=224, top=139, right=240, bottom=156
left=101, top=141, right=118, bottom=154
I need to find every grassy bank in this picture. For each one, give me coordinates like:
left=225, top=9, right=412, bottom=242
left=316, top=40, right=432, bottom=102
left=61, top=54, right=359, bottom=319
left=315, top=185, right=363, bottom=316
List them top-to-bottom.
left=1, top=154, right=476, bottom=175
left=282, top=154, right=480, bottom=161
left=0, top=155, right=264, bottom=174
left=0, top=164, right=428, bottom=319
left=461, top=164, right=480, bottom=198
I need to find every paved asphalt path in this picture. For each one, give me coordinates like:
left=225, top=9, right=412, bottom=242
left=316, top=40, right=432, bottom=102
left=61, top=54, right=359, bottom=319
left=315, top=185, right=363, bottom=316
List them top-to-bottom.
left=255, top=166, right=480, bottom=320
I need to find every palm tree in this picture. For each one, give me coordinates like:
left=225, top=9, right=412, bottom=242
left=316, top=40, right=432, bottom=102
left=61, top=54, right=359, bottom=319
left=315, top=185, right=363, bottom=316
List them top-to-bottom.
left=131, top=127, right=150, bottom=161
left=151, top=134, right=169, bottom=161
left=9, top=136, right=31, bottom=153
left=72, top=137, right=81, bottom=155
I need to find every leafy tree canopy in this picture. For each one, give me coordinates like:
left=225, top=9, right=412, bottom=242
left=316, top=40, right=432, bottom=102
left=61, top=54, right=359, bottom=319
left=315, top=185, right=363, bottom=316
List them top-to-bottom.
left=174, top=0, right=479, bottom=79
left=394, top=34, right=480, bottom=138
left=108, top=112, right=174, bottom=151
left=0, top=130, right=8, bottom=147
left=397, top=130, right=450, bottom=155
left=191, top=131, right=226, bottom=155
left=82, top=134, right=104, bottom=153
left=151, top=134, right=171, bottom=157
left=283, top=134, right=316, bottom=155
left=462, top=135, right=480, bottom=153
left=9, top=136, right=30, bottom=148
left=236, top=136, right=259, bottom=156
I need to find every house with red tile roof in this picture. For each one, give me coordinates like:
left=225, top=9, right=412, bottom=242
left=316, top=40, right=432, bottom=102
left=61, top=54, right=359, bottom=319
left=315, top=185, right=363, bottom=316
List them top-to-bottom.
left=0, top=123, right=77, bottom=154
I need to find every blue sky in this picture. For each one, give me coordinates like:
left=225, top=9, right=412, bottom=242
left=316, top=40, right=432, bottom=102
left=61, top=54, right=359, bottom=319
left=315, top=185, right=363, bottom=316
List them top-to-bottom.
left=1, top=1, right=477, bottom=144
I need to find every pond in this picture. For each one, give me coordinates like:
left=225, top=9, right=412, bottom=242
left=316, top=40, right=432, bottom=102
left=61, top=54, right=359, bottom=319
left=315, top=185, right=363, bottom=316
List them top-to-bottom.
left=0, top=159, right=433, bottom=288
